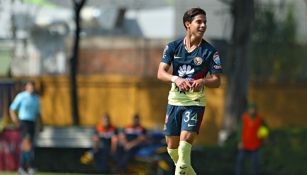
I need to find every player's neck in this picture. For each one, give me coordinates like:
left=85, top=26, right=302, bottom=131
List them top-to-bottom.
left=184, top=35, right=202, bottom=53
left=25, top=90, right=34, bottom=95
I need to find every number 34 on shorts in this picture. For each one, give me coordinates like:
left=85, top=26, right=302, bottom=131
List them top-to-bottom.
left=164, top=105, right=205, bottom=135
left=184, top=110, right=198, bottom=127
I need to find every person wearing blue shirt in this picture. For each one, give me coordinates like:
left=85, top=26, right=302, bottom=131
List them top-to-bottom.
left=157, top=8, right=222, bottom=175
left=10, top=81, right=42, bottom=175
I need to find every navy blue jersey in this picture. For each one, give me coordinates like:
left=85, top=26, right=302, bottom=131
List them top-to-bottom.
left=161, top=38, right=222, bottom=106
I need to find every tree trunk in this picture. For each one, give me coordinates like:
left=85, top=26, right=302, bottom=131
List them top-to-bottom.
left=70, top=0, right=86, bottom=125
left=222, top=0, right=254, bottom=136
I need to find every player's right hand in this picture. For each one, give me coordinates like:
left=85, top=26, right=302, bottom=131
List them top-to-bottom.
left=175, top=78, right=192, bottom=91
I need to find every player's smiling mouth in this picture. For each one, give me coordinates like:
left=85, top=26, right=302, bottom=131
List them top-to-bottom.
left=198, top=28, right=205, bottom=33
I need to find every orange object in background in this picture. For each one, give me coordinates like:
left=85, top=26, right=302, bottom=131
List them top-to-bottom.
left=241, top=112, right=263, bottom=150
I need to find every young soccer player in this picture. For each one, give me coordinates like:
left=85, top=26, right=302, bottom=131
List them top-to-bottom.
left=157, top=7, right=222, bottom=175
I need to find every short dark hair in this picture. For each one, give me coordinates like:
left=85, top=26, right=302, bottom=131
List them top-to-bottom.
left=183, top=7, right=206, bottom=29
left=24, top=80, right=35, bottom=86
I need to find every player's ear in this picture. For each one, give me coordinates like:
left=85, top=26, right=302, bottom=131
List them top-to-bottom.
left=185, top=21, right=191, bottom=30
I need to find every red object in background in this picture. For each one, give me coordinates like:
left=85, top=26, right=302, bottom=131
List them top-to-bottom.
left=241, top=112, right=263, bottom=151
left=0, top=128, right=20, bottom=171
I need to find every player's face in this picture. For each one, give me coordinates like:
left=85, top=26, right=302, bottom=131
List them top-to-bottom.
left=186, top=14, right=207, bottom=38
left=25, top=82, right=35, bottom=94
left=248, top=106, right=256, bottom=117
left=102, top=116, right=110, bottom=126
left=133, top=117, right=140, bottom=126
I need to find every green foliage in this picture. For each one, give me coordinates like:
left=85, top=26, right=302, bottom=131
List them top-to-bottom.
left=24, top=0, right=56, bottom=8
left=251, top=3, right=307, bottom=82
left=192, top=127, right=307, bottom=175
left=259, top=128, right=307, bottom=175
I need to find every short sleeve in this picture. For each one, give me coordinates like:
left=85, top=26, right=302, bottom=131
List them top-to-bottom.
left=161, top=42, right=174, bottom=64
left=209, top=51, right=223, bottom=74
left=10, top=93, right=23, bottom=111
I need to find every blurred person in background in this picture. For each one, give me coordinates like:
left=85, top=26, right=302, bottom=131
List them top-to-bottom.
left=157, top=7, right=222, bottom=175
left=10, top=81, right=43, bottom=175
left=235, top=102, right=269, bottom=175
left=87, top=113, right=119, bottom=173
left=115, top=114, right=147, bottom=173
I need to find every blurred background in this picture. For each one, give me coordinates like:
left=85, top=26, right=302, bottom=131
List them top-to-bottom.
left=0, top=0, right=307, bottom=174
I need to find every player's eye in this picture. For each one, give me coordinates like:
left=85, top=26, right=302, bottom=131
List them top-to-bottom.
left=196, top=20, right=206, bottom=25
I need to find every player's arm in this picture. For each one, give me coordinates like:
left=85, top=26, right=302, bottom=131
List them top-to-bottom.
left=194, top=50, right=222, bottom=89
left=157, top=62, right=192, bottom=91
left=157, top=62, right=172, bottom=82
left=192, top=73, right=221, bottom=91
left=203, top=73, right=221, bottom=88
left=9, top=94, right=22, bottom=128
left=9, top=109, right=20, bottom=128
left=111, top=130, right=119, bottom=154
left=118, top=130, right=128, bottom=145
left=125, top=133, right=147, bottom=150
left=92, top=134, right=100, bottom=152
left=111, top=136, right=118, bottom=154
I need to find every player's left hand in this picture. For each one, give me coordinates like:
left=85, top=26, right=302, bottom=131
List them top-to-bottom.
left=175, top=77, right=192, bottom=92
left=191, top=79, right=204, bottom=92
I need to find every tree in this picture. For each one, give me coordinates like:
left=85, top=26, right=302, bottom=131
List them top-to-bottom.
left=70, top=0, right=86, bottom=125
left=221, top=0, right=255, bottom=138
left=251, top=4, right=305, bottom=82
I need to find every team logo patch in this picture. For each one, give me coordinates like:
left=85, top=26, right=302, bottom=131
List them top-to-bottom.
left=213, top=52, right=221, bottom=65
left=193, top=57, right=203, bottom=65
left=214, top=65, right=222, bottom=69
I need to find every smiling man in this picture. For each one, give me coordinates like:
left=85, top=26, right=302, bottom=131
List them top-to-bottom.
left=157, top=7, right=223, bottom=175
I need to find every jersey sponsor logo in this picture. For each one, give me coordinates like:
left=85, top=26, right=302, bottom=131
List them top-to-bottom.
left=213, top=52, right=221, bottom=65
left=193, top=57, right=203, bottom=65
left=178, top=65, right=195, bottom=78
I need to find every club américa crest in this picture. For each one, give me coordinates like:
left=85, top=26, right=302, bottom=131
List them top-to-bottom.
left=193, top=57, right=203, bottom=65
